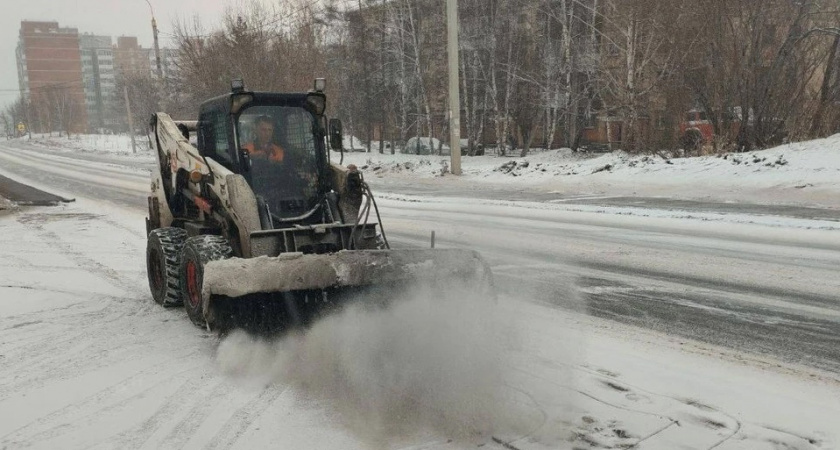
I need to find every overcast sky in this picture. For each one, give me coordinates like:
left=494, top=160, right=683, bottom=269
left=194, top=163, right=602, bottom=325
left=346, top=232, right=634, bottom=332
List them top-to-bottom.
left=0, top=0, right=253, bottom=110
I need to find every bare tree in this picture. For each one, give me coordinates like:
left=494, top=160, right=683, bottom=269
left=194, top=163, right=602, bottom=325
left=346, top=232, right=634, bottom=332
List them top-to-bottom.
left=161, top=0, right=839, bottom=156
left=172, top=0, right=330, bottom=113
left=594, top=0, right=689, bottom=152
left=678, top=0, right=839, bottom=151
left=113, top=72, right=163, bottom=132
left=28, top=84, right=83, bottom=137
left=3, top=97, right=31, bottom=137
left=0, top=111, right=11, bottom=138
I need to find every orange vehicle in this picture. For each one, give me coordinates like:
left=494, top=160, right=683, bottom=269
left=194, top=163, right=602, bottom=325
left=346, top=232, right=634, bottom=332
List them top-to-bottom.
left=678, top=109, right=742, bottom=150
left=679, top=109, right=714, bottom=143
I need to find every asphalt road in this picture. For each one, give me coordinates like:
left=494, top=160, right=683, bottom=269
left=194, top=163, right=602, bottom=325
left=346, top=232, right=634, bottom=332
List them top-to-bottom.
left=3, top=138, right=839, bottom=376
left=0, top=173, right=74, bottom=206
left=370, top=177, right=840, bottom=222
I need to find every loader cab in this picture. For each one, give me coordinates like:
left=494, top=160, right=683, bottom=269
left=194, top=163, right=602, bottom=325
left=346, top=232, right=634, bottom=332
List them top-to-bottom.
left=196, top=87, right=330, bottom=224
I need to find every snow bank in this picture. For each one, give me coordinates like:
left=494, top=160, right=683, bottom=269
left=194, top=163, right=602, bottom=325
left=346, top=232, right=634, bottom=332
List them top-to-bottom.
left=23, top=133, right=150, bottom=155
left=332, top=135, right=840, bottom=204
left=342, top=135, right=367, bottom=151
left=0, top=195, right=14, bottom=212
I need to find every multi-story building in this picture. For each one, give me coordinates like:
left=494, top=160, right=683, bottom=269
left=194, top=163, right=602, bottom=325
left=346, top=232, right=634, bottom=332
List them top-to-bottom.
left=16, top=21, right=88, bottom=133
left=16, top=21, right=177, bottom=134
left=79, top=34, right=117, bottom=132
left=114, top=36, right=153, bottom=78
left=148, top=47, right=179, bottom=81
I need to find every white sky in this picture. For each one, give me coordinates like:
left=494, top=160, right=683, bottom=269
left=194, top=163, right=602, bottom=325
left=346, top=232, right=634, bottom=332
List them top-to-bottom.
left=0, top=0, right=254, bottom=110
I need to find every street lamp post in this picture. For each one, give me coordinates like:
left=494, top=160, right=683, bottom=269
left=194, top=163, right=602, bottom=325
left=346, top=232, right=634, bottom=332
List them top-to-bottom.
left=145, top=0, right=163, bottom=80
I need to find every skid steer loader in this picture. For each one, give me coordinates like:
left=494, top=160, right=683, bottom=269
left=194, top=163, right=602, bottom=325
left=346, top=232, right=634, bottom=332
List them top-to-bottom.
left=145, top=79, right=493, bottom=331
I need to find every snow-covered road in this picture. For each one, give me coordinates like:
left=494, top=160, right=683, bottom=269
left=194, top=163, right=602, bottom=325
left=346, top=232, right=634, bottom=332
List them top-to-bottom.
left=1, top=139, right=839, bottom=449
left=377, top=194, right=840, bottom=373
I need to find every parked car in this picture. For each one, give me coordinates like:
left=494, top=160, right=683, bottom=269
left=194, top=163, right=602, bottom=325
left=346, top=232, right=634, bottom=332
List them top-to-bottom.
left=402, top=137, right=450, bottom=155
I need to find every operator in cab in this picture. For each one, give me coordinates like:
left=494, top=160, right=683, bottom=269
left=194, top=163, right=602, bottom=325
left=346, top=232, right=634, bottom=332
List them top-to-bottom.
left=243, top=115, right=286, bottom=162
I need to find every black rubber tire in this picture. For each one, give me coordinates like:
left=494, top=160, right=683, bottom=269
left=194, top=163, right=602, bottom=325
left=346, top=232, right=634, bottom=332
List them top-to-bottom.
left=146, top=227, right=188, bottom=306
left=180, top=235, right=233, bottom=328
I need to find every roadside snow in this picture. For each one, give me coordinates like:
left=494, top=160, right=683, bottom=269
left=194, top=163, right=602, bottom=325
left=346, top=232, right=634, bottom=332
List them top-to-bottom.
left=20, top=133, right=150, bottom=156
left=333, top=135, right=840, bottom=207
left=334, top=135, right=840, bottom=186
left=343, top=135, right=367, bottom=151
left=0, top=194, right=14, bottom=211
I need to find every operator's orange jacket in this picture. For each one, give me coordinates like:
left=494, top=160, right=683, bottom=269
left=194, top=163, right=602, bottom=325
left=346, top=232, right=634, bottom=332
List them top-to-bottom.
left=243, top=142, right=285, bottom=162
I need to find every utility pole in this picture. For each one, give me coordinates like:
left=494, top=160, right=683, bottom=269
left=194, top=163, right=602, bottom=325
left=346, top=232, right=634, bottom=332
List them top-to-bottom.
left=146, top=0, right=163, bottom=79
left=446, top=0, right=462, bottom=175
left=124, top=85, right=137, bottom=153
left=25, top=95, right=32, bottom=140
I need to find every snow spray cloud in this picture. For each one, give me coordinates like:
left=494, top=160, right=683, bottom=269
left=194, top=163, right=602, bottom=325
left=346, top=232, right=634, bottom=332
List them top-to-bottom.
left=216, top=281, right=530, bottom=446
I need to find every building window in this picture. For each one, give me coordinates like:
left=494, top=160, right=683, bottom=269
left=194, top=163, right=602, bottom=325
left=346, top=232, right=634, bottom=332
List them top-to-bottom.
left=583, top=109, right=597, bottom=129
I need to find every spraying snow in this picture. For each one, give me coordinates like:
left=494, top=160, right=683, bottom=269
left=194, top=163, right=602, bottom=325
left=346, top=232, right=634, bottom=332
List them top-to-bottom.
left=215, top=282, right=537, bottom=446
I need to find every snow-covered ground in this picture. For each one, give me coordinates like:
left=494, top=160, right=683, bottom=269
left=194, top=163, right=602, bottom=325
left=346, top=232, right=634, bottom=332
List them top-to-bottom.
left=21, top=133, right=145, bottom=155
left=333, top=134, right=840, bottom=208
left=2, top=136, right=839, bottom=449
left=2, top=199, right=838, bottom=449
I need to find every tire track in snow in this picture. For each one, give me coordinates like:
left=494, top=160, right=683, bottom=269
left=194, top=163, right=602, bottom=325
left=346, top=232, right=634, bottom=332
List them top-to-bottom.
left=0, top=145, right=149, bottom=192
left=0, top=207, right=209, bottom=448
left=16, top=211, right=147, bottom=298
left=0, top=271, right=144, bottom=398
left=0, top=297, right=135, bottom=400
left=2, top=356, right=201, bottom=447
left=511, top=357, right=820, bottom=450
left=94, top=368, right=226, bottom=450
left=147, top=381, right=237, bottom=449
left=202, top=386, right=288, bottom=450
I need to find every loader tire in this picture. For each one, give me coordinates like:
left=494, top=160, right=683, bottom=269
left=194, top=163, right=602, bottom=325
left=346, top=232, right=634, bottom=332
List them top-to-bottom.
left=146, top=227, right=188, bottom=306
left=180, top=235, right=233, bottom=328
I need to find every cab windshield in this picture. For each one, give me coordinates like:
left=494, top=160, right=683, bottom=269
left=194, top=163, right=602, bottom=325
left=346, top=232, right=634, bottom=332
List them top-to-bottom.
left=237, top=105, right=321, bottom=222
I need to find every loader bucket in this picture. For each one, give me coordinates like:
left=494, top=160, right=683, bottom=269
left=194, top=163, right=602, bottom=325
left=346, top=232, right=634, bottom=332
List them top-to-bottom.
left=200, top=249, right=494, bottom=328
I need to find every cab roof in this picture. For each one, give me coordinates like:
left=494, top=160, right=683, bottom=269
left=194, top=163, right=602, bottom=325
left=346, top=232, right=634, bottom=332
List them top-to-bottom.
left=198, top=91, right=321, bottom=116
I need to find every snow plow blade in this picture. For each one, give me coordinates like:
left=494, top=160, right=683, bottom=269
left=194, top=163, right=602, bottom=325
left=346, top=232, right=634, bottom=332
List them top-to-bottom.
left=199, top=249, right=494, bottom=322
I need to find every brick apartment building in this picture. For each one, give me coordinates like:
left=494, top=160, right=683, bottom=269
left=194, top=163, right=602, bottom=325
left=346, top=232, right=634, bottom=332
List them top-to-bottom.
left=16, top=21, right=88, bottom=133
left=16, top=21, right=179, bottom=134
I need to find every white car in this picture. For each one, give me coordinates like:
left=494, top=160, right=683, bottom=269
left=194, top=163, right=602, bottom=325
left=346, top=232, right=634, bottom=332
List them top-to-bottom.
left=402, top=137, right=451, bottom=155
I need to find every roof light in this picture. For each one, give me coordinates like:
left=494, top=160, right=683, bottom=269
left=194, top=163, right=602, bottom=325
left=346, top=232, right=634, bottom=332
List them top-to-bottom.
left=231, top=78, right=245, bottom=93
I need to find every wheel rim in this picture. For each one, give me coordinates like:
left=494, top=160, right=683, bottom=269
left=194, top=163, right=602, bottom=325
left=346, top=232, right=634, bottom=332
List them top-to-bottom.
left=186, top=261, right=201, bottom=309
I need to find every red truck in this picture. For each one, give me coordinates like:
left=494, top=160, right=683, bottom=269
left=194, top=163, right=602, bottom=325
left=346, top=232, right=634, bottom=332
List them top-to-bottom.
left=678, top=109, right=743, bottom=151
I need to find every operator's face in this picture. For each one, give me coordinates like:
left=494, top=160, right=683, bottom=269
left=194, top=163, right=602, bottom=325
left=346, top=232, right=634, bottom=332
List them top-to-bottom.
left=256, top=121, right=274, bottom=144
